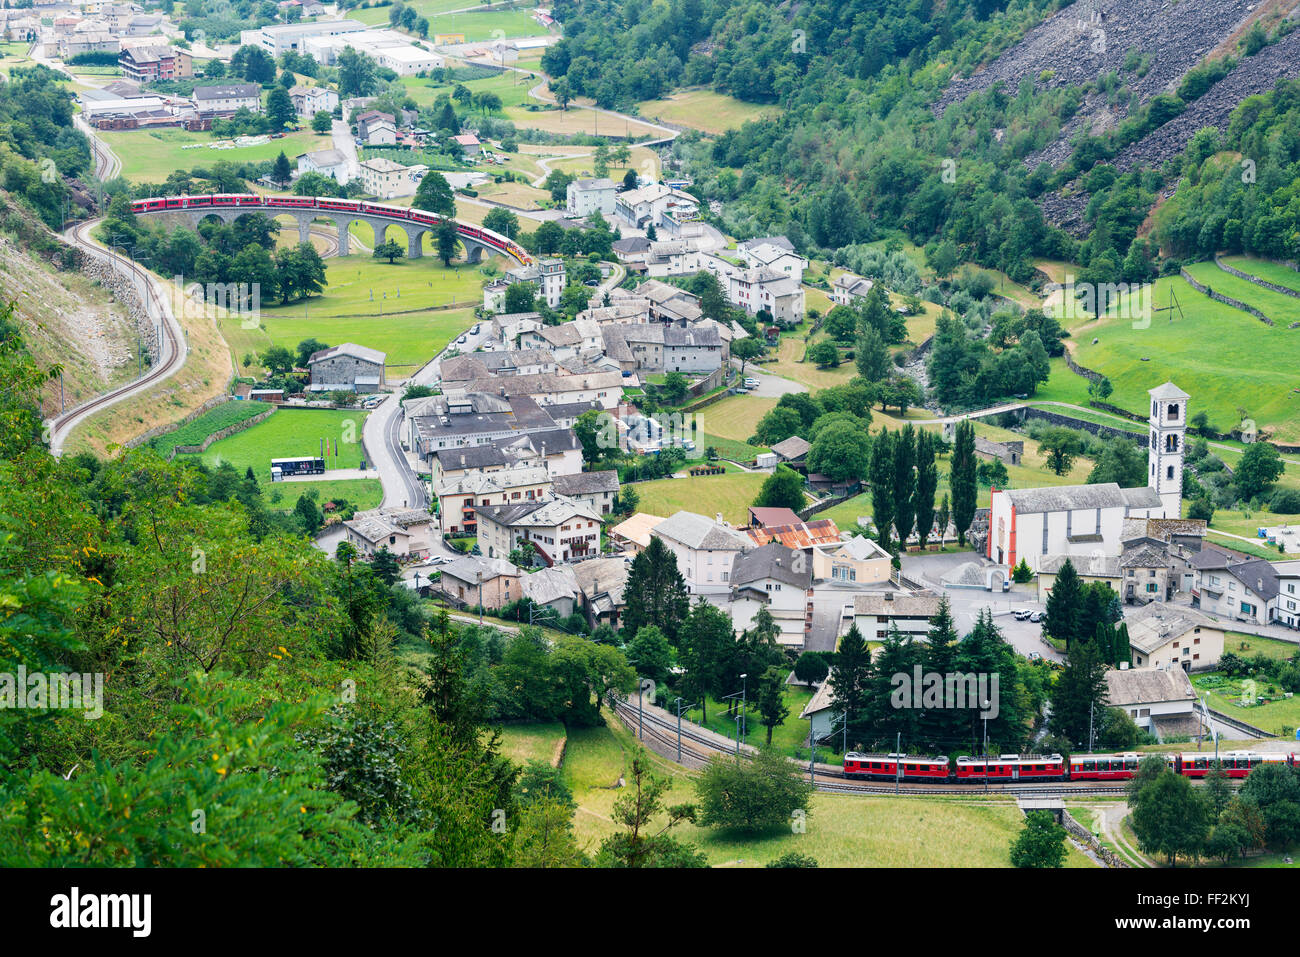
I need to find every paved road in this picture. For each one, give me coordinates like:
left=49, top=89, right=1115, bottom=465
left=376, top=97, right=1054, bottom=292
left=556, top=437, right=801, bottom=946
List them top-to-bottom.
left=331, top=119, right=361, bottom=182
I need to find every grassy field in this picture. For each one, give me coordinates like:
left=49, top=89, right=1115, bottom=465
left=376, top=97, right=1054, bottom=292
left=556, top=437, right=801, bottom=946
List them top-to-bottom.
left=634, top=88, right=779, bottom=135
left=100, top=128, right=332, bottom=183
left=1218, top=256, right=1300, bottom=294
left=1182, top=262, right=1300, bottom=326
left=1068, top=276, right=1300, bottom=442
left=763, top=335, right=856, bottom=391
left=695, top=393, right=776, bottom=443
left=146, top=400, right=272, bottom=457
left=190, top=408, right=369, bottom=476
left=632, top=471, right=768, bottom=526
left=269, top=478, right=383, bottom=511
left=1222, top=632, right=1299, bottom=661
left=1192, top=677, right=1300, bottom=736
left=685, top=685, right=815, bottom=757
left=564, top=715, right=1096, bottom=867
left=497, top=721, right=567, bottom=767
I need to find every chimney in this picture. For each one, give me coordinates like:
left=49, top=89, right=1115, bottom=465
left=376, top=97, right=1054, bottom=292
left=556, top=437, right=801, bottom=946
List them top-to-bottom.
left=884, top=591, right=894, bottom=601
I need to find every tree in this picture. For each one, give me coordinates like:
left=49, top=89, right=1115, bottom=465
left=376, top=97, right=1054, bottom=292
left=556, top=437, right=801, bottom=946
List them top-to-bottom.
left=336, top=47, right=377, bottom=98
left=550, top=76, right=572, bottom=110
left=266, top=86, right=295, bottom=131
left=311, top=110, right=333, bottom=133
left=271, top=150, right=292, bottom=185
left=414, top=171, right=455, bottom=217
left=482, top=206, right=519, bottom=239
left=435, top=221, right=460, bottom=266
left=373, top=239, right=404, bottom=263
left=503, top=282, right=538, bottom=314
left=855, top=325, right=891, bottom=382
left=732, top=336, right=762, bottom=376
left=808, top=340, right=839, bottom=368
left=260, top=344, right=295, bottom=375
left=950, top=420, right=977, bottom=545
left=807, top=421, right=871, bottom=483
left=893, top=423, right=916, bottom=545
left=1039, top=427, right=1082, bottom=476
left=869, top=429, right=894, bottom=546
left=913, top=429, right=938, bottom=549
left=1237, top=442, right=1285, bottom=501
left=753, top=465, right=806, bottom=512
left=936, top=494, right=951, bottom=546
left=620, top=537, right=690, bottom=646
left=369, top=547, right=400, bottom=585
left=1011, top=557, right=1033, bottom=583
left=1043, top=559, right=1082, bottom=648
left=677, top=599, right=735, bottom=724
left=829, top=623, right=872, bottom=747
left=625, top=625, right=672, bottom=686
left=1051, top=637, right=1109, bottom=748
left=794, top=651, right=830, bottom=684
left=755, top=666, right=789, bottom=746
left=695, top=748, right=813, bottom=832
left=596, top=750, right=704, bottom=867
left=1130, top=768, right=1211, bottom=865
left=513, top=796, right=585, bottom=868
left=1009, top=810, right=1067, bottom=868
left=766, top=851, right=819, bottom=867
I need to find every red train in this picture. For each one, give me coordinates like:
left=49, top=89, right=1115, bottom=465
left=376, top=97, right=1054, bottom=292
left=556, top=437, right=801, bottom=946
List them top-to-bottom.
left=129, top=194, right=532, bottom=266
left=843, top=750, right=1300, bottom=784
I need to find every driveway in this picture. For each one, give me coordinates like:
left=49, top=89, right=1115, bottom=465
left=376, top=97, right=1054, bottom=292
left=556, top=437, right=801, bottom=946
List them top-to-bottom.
left=331, top=119, right=361, bottom=182
left=734, top=363, right=808, bottom=397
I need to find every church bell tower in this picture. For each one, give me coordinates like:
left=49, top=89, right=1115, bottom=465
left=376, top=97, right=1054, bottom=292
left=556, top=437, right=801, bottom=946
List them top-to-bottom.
left=1148, top=382, right=1188, bottom=519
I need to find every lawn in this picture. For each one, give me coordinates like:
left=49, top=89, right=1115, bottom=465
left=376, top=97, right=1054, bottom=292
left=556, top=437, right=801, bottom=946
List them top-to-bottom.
left=349, top=0, right=485, bottom=24
left=634, top=88, right=780, bottom=135
left=100, top=128, right=332, bottom=183
left=1218, top=256, right=1300, bottom=295
left=1067, top=276, right=1300, bottom=442
left=763, top=335, right=856, bottom=391
left=1030, top=357, right=1098, bottom=408
left=695, top=393, right=776, bottom=443
left=147, top=400, right=272, bottom=458
left=190, top=408, right=369, bottom=477
left=632, top=471, right=768, bottom=526
left=269, top=478, right=383, bottom=511
left=1222, top=632, right=1299, bottom=662
left=1192, top=674, right=1300, bottom=736
left=684, top=685, right=815, bottom=758
left=565, top=715, right=1096, bottom=867
left=497, top=721, right=567, bottom=767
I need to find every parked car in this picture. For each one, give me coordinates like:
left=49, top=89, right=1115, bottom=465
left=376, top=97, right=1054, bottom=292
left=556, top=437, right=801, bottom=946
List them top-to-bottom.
left=584, top=279, right=599, bottom=287
left=456, top=335, right=467, bottom=344
left=744, top=377, right=760, bottom=388
left=1012, top=609, right=1032, bottom=621
left=1029, top=611, right=1045, bottom=623
left=1028, top=651, right=1042, bottom=661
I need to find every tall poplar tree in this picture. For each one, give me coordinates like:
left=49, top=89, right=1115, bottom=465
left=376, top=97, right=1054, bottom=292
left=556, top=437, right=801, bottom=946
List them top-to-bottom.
left=951, top=419, right=977, bottom=545
left=893, top=423, right=916, bottom=546
left=869, top=428, right=895, bottom=547
left=914, top=429, right=938, bottom=549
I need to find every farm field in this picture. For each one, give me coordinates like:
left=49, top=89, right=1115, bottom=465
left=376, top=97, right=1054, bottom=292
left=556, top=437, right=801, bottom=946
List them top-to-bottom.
left=349, top=0, right=490, bottom=24
left=634, top=88, right=779, bottom=134
left=100, top=128, right=331, bottom=183
left=1218, top=256, right=1300, bottom=294
left=1182, top=262, right=1300, bottom=326
left=1068, top=277, right=1300, bottom=443
left=146, top=400, right=272, bottom=458
left=189, top=408, right=369, bottom=476
left=632, top=470, right=768, bottom=526
left=563, top=715, right=1096, bottom=867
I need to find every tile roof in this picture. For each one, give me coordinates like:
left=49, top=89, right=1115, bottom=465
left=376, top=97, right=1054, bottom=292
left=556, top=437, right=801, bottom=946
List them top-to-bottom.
left=552, top=470, right=619, bottom=497
left=1000, top=483, right=1160, bottom=513
left=652, top=511, right=753, bottom=551
left=729, top=543, right=812, bottom=590
left=853, top=592, right=942, bottom=618
left=1124, top=602, right=1220, bottom=654
left=1104, top=666, right=1195, bottom=707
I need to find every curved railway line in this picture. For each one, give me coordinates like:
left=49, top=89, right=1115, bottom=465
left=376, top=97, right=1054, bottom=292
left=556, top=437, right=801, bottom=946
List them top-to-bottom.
left=50, top=219, right=187, bottom=456
left=610, top=696, right=1130, bottom=798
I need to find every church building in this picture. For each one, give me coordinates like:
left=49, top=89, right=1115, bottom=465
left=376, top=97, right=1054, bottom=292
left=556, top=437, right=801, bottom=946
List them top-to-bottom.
left=987, top=382, right=1187, bottom=572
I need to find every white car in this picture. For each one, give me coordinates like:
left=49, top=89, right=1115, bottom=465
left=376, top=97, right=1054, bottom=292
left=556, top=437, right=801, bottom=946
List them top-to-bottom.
left=744, top=377, right=760, bottom=388
left=427, top=555, right=451, bottom=566
left=1012, top=609, right=1032, bottom=621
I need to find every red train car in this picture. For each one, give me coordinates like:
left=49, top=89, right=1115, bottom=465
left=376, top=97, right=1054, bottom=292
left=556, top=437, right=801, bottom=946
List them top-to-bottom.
left=1177, top=751, right=1268, bottom=779
left=843, top=752, right=949, bottom=781
left=1068, top=752, right=1145, bottom=780
left=955, top=754, right=1066, bottom=782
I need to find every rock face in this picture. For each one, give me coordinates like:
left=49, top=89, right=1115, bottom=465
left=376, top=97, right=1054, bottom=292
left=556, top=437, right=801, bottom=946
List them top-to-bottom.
left=937, top=0, right=1300, bottom=232
left=81, top=254, right=158, bottom=363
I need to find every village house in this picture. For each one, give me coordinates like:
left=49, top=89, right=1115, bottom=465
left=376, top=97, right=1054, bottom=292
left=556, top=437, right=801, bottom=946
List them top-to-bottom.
left=118, top=45, right=191, bottom=83
left=193, top=83, right=262, bottom=117
left=289, top=84, right=338, bottom=118
left=296, top=148, right=350, bottom=183
left=359, top=156, right=415, bottom=198
left=566, top=177, right=616, bottom=218
left=737, top=236, right=807, bottom=283
left=503, top=258, right=565, bottom=309
left=727, top=266, right=805, bottom=324
left=831, top=273, right=874, bottom=306
left=306, top=343, right=384, bottom=393
left=404, top=393, right=570, bottom=464
left=434, top=463, right=552, bottom=538
left=474, top=494, right=604, bottom=564
left=343, top=507, right=436, bottom=560
left=650, top=510, right=755, bottom=596
left=609, top=512, right=667, bottom=555
left=811, top=535, right=893, bottom=586
left=729, top=542, right=814, bottom=648
left=1191, top=551, right=1280, bottom=626
left=1034, top=554, right=1122, bottom=603
left=438, top=556, right=521, bottom=610
left=572, top=556, right=630, bottom=631
left=520, top=565, right=580, bottom=618
left=853, top=591, right=942, bottom=642
left=1124, top=602, right=1225, bottom=672
left=1104, top=666, right=1201, bottom=741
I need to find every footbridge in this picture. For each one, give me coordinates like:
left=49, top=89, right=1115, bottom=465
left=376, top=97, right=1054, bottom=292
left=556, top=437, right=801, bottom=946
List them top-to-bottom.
left=130, top=194, right=530, bottom=264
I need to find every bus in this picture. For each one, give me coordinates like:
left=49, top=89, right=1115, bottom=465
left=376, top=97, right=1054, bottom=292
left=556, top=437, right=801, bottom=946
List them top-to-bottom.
left=270, top=457, right=325, bottom=481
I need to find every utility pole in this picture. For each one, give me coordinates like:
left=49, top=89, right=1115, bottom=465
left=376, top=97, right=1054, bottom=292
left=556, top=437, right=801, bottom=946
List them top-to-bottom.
left=477, top=571, right=483, bottom=625
left=637, top=679, right=643, bottom=741
left=675, top=697, right=683, bottom=763
left=1088, top=700, right=1095, bottom=753
left=895, top=731, right=901, bottom=795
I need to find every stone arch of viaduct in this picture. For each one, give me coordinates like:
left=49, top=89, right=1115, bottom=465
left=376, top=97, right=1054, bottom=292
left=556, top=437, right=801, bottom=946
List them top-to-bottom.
left=151, top=204, right=501, bottom=262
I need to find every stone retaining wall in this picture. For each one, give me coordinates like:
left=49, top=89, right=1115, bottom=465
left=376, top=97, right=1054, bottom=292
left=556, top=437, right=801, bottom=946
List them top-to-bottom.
left=80, top=253, right=159, bottom=361
left=1214, top=255, right=1300, bottom=300
left=1181, top=268, right=1275, bottom=326
left=124, top=393, right=234, bottom=449
left=166, top=406, right=276, bottom=460
left=1022, top=406, right=1143, bottom=441
left=1061, top=810, right=1130, bottom=869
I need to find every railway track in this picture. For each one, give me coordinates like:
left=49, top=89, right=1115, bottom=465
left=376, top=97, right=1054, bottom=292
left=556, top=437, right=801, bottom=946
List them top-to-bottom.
left=50, top=220, right=187, bottom=456
left=611, top=696, right=1130, bottom=798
